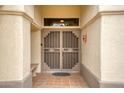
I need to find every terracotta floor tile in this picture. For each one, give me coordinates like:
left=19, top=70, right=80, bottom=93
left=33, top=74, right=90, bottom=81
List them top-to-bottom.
left=33, top=73, right=89, bottom=88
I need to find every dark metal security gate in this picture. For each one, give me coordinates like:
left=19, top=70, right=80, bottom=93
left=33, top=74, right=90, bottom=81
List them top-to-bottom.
left=42, top=29, right=80, bottom=73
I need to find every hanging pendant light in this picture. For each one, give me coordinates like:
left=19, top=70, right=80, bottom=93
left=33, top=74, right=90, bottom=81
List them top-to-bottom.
left=60, top=19, right=64, bottom=23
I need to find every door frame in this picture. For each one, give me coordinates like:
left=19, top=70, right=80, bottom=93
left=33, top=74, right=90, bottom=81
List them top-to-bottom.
left=41, top=28, right=81, bottom=73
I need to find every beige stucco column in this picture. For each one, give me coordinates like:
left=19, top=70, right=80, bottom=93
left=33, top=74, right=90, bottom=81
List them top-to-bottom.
left=0, top=5, right=33, bottom=88
left=80, top=5, right=124, bottom=88
left=100, top=6, right=124, bottom=87
left=31, top=30, right=41, bottom=73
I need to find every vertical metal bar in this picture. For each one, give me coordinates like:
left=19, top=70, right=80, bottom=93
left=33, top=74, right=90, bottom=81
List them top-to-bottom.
left=54, top=31, right=56, bottom=48
left=60, top=31, right=63, bottom=71
left=50, top=32, right=52, bottom=48
left=52, top=32, right=53, bottom=48
left=56, top=32, right=57, bottom=48
left=63, top=32, right=65, bottom=48
left=65, top=32, right=67, bottom=48
left=67, top=32, right=69, bottom=48
left=68, top=32, right=70, bottom=48
left=69, top=32, right=71, bottom=48
left=70, top=32, right=72, bottom=48
left=72, top=32, right=74, bottom=48
left=48, top=33, right=50, bottom=48
left=49, top=33, right=51, bottom=48
left=47, top=34, right=49, bottom=47
left=45, top=36, right=48, bottom=48
left=76, top=38, right=78, bottom=48
left=44, top=51, right=45, bottom=62
left=47, top=52, right=49, bottom=68
left=47, top=52, right=48, bottom=66
left=49, top=52, right=50, bottom=69
left=49, top=52, right=52, bottom=69
left=51, top=52, right=52, bottom=69
left=51, top=52, right=53, bottom=69
left=52, top=52, right=54, bottom=69
left=52, top=52, right=55, bottom=69
left=53, top=52, right=54, bottom=69
left=55, top=52, right=57, bottom=69
left=56, top=52, right=58, bottom=69
left=63, top=52, right=64, bottom=69
left=64, top=52, right=66, bottom=69
left=66, top=52, right=67, bottom=69
left=68, top=52, right=70, bottom=69
left=68, top=52, right=69, bottom=69
left=70, top=52, right=72, bottom=69
left=70, top=52, right=71, bottom=69
left=74, top=52, right=76, bottom=67
left=77, top=52, right=78, bottom=64
left=56, top=53, right=58, bottom=69
left=71, top=53, right=74, bottom=69
left=72, top=53, right=74, bottom=68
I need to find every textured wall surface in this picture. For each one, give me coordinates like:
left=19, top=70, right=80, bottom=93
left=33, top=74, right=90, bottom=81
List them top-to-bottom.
left=0, top=5, right=24, bottom=11
left=0, top=5, right=32, bottom=81
left=24, top=5, right=34, bottom=19
left=38, top=5, right=81, bottom=27
left=80, top=5, right=99, bottom=26
left=81, top=5, right=101, bottom=79
left=99, top=5, right=124, bottom=11
left=34, top=6, right=42, bottom=25
left=0, top=15, right=23, bottom=81
left=101, top=15, right=124, bottom=82
left=23, top=18, right=31, bottom=78
left=81, top=18, right=101, bottom=79
left=31, top=30, right=41, bottom=73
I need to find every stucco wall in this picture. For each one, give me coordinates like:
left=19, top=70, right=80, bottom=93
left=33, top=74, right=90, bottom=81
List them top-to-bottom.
left=0, top=5, right=24, bottom=11
left=0, top=5, right=32, bottom=81
left=0, top=5, right=41, bottom=26
left=24, top=5, right=34, bottom=19
left=39, top=5, right=81, bottom=27
left=80, top=5, right=99, bottom=26
left=81, top=5, right=101, bottom=79
left=81, top=5, right=124, bottom=85
left=99, top=5, right=124, bottom=12
left=34, top=6, right=42, bottom=25
left=0, top=15, right=23, bottom=81
left=101, top=15, right=124, bottom=82
left=23, top=18, right=31, bottom=78
left=81, top=18, right=101, bottom=79
left=31, top=30, right=41, bottom=73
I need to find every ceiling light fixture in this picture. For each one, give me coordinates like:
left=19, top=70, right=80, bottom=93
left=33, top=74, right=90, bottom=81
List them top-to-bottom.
left=60, top=20, right=64, bottom=23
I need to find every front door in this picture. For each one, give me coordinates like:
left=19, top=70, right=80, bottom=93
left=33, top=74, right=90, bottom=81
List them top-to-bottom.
left=42, top=30, right=80, bottom=73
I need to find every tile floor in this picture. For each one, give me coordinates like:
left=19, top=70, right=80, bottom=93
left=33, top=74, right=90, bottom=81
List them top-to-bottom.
left=33, top=73, right=89, bottom=88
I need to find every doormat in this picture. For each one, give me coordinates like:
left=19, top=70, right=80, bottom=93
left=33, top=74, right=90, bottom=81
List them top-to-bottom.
left=52, top=72, right=71, bottom=76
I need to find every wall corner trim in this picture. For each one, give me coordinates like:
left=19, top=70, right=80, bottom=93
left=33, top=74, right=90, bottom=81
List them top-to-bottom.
left=0, top=10, right=33, bottom=22
left=0, top=10, right=42, bottom=30
left=81, top=10, right=124, bottom=31
left=31, top=21, right=41, bottom=31
left=80, top=63, right=124, bottom=88
left=80, top=63, right=100, bottom=88
left=0, top=73, right=32, bottom=88
left=99, top=81, right=124, bottom=88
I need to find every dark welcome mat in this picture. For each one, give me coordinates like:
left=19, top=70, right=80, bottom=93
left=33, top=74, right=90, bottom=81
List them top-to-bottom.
left=52, top=72, right=71, bottom=76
